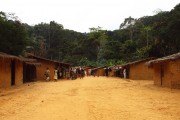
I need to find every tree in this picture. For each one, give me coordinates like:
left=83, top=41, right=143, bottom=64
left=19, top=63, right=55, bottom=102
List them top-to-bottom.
left=0, top=11, right=27, bottom=55
left=119, top=16, right=135, bottom=29
left=143, top=26, right=152, bottom=47
left=88, top=27, right=108, bottom=61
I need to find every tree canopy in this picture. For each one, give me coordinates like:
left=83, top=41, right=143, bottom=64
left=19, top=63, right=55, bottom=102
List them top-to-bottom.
left=0, top=3, right=179, bottom=66
left=0, top=12, right=27, bottom=55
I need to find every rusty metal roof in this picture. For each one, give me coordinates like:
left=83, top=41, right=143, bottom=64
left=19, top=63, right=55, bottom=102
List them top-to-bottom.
left=0, top=52, right=19, bottom=59
left=146, top=52, right=180, bottom=66
left=27, top=54, right=71, bottom=66
left=115, top=58, right=155, bottom=68
left=24, top=62, right=41, bottom=66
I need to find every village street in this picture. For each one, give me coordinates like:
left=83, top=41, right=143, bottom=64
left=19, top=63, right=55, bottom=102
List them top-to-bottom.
left=0, top=76, right=180, bottom=120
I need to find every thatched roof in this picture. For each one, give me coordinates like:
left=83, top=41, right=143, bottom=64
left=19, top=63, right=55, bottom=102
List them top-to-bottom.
left=146, top=52, right=180, bottom=66
left=27, top=54, right=71, bottom=66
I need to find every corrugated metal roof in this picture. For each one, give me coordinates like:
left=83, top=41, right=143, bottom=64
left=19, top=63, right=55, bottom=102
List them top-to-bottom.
left=0, top=52, right=19, bottom=59
left=0, top=52, right=41, bottom=67
left=146, top=52, right=180, bottom=66
left=27, top=54, right=71, bottom=66
left=19, top=57, right=37, bottom=62
left=116, top=58, right=155, bottom=68
left=25, top=62, right=41, bottom=66
left=91, top=66, right=106, bottom=71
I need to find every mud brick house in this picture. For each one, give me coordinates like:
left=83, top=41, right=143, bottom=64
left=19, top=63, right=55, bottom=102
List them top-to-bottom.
left=0, top=52, right=23, bottom=88
left=0, top=52, right=42, bottom=89
left=146, top=52, right=180, bottom=89
left=27, top=55, right=71, bottom=81
left=20, top=58, right=41, bottom=83
left=116, top=58, right=154, bottom=80
left=108, top=65, right=122, bottom=77
left=83, top=66, right=96, bottom=76
left=91, top=67, right=106, bottom=77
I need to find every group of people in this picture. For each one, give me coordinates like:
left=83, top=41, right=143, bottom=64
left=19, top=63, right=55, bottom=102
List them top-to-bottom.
left=44, top=66, right=127, bottom=81
left=44, top=67, right=67, bottom=81
left=44, top=67, right=86, bottom=81
left=70, top=67, right=85, bottom=80
left=104, top=67, right=112, bottom=77
left=105, top=67, right=127, bottom=78
left=114, top=67, right=127, bottom=78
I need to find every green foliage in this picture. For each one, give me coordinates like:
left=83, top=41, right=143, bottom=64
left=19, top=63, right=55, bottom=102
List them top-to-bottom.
left=0, top=3, right=179, bottom=66
left=0, top=12, right=27, bottom=55
left=136, top=46, right=151, bottom=59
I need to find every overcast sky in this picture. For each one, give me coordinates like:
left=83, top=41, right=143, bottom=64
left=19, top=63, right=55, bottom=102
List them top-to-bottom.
left=0, top=0, right=179, bottom=33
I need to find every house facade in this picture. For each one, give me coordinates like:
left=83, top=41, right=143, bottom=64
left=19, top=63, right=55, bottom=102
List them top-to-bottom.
left=0, top=53, right=23, bottom=88
left=147, top=53, right=180, bottom=89
left=27, top=55, right=71, bottom=81
left=116, top=58, right=154, bottom=80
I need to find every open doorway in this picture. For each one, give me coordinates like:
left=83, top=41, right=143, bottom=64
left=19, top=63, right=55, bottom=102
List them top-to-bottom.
left=11, top=60, right=15, bottom=86
left=23, top=63, right=37, bottom=83
left=160, top=64, right=164, bottom=86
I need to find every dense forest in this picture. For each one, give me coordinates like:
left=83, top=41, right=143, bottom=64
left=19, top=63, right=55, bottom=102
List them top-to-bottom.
left=0, top=3, right=179, bottom=66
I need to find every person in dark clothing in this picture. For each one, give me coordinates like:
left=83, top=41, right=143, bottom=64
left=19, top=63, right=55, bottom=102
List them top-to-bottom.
left=105, top=67, right=109, bottom=77
left=81, top=68, right=85, bottom=79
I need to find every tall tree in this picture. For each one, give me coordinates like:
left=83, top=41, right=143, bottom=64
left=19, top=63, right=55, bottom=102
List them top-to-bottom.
left=0, top=11, right=27, bottom=55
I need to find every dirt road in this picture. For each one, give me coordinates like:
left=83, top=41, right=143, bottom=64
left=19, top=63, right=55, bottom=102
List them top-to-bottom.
left=0, top=76, right=180, bottom=120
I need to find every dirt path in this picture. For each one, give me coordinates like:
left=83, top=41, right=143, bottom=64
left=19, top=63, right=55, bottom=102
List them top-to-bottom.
left=0, top=76, right=180, bottom=120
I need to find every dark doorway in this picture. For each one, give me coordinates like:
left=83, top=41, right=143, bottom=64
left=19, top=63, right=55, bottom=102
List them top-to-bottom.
left=11, top=60, right=15, bottom=86
left=23, top=63, right=37, bottom=83
left=160, top=64, right=164, bottom=86
left=123, top=66, right=130, bottom=79
left=126, top=66, right=130, bottom=79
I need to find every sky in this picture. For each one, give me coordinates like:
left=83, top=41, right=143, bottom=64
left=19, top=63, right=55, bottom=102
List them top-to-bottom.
left=0, top=0, right=179, bottom=33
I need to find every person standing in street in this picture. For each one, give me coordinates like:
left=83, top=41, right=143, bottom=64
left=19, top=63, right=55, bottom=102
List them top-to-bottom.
left=45, top=67, right=50, bottom=81
left=54, top=68, right=58, bottom=82
left=123, top=68, right=126, bottom=79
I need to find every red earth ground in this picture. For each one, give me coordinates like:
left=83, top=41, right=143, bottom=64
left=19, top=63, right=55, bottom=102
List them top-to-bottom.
left=0, top=76, right=180, bottom=120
